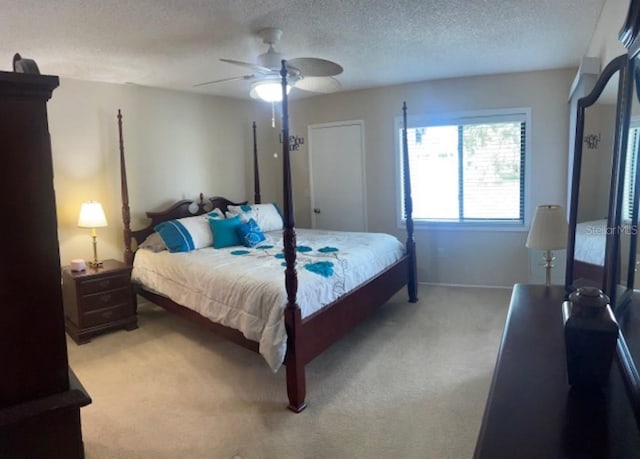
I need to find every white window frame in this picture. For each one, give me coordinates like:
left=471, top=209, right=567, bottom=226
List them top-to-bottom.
left=394, top=107, right=532, bottom=231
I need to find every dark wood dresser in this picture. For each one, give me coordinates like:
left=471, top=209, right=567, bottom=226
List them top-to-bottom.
left=0, top=69, right=91, bottom=457
left=63, top=259, right=138, bottom=344
left=474, top=284, right=640, bottom=458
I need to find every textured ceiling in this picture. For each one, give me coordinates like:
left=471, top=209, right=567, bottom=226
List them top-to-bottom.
left=0, top=0, right=607, bottom=100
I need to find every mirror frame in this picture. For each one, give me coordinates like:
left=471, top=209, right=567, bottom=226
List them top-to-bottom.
left=565, top=54, right=632, bottom=304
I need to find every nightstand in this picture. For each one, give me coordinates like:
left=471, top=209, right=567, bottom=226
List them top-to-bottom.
left=62, top=259, right=138, bottom=344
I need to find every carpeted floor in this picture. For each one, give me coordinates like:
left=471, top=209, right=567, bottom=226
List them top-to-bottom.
left=67, top=285, right=511, bottom=459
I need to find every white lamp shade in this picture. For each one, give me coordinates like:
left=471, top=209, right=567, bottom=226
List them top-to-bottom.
left=250, top=80, right=291, bottom=102
left=78, top=201, right=108, bottom=228
left=526, top=204, right=568, bottom=250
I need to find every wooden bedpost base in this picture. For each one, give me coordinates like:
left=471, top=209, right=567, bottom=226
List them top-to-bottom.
left=407, top=239, right=418, bottom=303
left=408, top=282, right=418, bottom=303
left=284, top=306, right=307, bottom=413
left=285, top=362, right=307, bottom=412
left=287, top=399, right=307, bottom=413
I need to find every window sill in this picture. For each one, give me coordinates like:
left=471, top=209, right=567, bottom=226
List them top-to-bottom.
left=399, top=220, right=528, bottom=232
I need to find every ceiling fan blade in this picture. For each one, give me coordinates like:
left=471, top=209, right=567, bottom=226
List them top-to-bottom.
left=220, top=58, right=272, bottom=74
left=287, top=58, right=343, bottom=77
left=193, top=74, right=254, bottom=88
left=295, top=76, right=342, bottom=94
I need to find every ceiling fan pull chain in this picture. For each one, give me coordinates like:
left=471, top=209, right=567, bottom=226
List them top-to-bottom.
left=271, top=102, right=276, bottom=128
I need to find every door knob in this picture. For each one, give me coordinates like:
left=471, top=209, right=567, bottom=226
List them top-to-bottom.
left=313, top=208, right=321, bottom=214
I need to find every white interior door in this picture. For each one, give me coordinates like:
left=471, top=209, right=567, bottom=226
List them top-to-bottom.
left=308, top=121, right=366, bottom=231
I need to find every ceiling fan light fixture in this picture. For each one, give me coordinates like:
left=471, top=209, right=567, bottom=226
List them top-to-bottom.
left=250, top=80, right=291, bottom=102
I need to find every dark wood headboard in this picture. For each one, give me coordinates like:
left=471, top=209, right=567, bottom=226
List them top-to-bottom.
left=130, top=193, right=247, bottom=247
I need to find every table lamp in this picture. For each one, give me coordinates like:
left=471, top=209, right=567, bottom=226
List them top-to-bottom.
left=77, top=201, right=108, bottom=268
left=526, top=204, right=568, bottom=286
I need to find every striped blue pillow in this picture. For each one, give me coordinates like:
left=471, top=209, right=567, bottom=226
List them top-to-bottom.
left=154, top=213, right=216, bottom=253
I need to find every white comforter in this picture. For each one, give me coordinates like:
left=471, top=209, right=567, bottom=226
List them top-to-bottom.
left=132, top=228, right=405, bottom=371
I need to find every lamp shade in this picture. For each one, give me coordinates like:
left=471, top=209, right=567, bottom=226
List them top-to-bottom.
left=250, top=80, right=292, bottom=103
left=77, top=201, right=108, bottom=228
left=526, top=204, right=568, bottom=250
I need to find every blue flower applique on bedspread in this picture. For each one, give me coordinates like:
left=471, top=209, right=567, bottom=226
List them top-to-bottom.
left=230, top=243, right=345, bottom=285
left=318, top=246, right=339, bottom=253
left=303, top=261, right=334, bottom=278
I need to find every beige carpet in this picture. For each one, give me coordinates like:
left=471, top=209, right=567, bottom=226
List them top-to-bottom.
left=67, top=285, right=511, bottom=459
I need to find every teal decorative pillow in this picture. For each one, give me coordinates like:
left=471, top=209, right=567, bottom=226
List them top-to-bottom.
left=154, top=215, right=213, bottom=253
left=209, top=215, right=242, bottom=249
left=236, top=218, right=266, bottom=247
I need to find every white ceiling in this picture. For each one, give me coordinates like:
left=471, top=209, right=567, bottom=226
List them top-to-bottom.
left=1, top=0, right=607, bottom=100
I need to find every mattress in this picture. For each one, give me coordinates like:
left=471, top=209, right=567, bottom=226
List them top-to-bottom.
left=132, top=228, right=405, bottom=371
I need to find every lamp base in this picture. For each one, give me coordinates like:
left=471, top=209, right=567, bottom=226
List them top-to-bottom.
left=89, top=233, right=102, bottom=269
left=543, top=250, right=555, bottom=287
left=88, top=260, right=103, bottom=269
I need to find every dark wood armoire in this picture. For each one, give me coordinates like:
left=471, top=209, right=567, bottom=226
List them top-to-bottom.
left=0, top=69, right=91, bottom=457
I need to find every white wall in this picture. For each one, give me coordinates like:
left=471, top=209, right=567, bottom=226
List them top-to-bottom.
left=586, top=0, right=629, bottom=63
left=271, top=68, right=576, bottom=287
left=47, top=69, right=574, bottom=288
left=48, top=78, right=255, bottom=266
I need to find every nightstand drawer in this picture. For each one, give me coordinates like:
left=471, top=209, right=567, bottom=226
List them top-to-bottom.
left=77, top=274, right=130, bottom=295
left=82, top=287, right=131, bottom=312
left=83, top=304, right=129, bottom=328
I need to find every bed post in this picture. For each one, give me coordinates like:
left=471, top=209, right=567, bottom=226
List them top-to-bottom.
left=280, top=60, right=306, bottom=413
left=402, top=102, right=418, bottom=302
left=118, top=109, right=134, bottom=266
left=253, top=121, right=262, bottom=204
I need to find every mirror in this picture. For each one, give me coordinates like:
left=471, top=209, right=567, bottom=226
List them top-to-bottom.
left=566, top=55, right=629, bottom=298
left=613, top=62, right=640, bottom=396
left=617, top=63, right=640, bottom=305
left=570, top=70, right=618, bottom=290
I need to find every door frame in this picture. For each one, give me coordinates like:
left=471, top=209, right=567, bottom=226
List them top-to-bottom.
left=307, top=120, right=367, bottom=231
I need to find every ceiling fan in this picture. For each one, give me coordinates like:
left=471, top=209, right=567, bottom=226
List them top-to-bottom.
left=194, top=27, right=343, bottom=102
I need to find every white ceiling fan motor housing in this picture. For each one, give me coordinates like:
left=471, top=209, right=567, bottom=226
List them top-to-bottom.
left=258, top=28, right=285, bottom=70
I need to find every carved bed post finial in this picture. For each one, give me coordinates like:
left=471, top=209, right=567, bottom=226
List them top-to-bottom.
left=280, top=59, right=306, bottom=413
left=402, top=102, right=418, bottom=302
left=118, top=109, right=133, bottom=266
left=253, top=121, right=262, bottom=204
left=197, top=193, right=206, bottom=213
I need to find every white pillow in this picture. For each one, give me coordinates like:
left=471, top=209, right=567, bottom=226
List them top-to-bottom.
left=226, top=203, right=284, bottom=232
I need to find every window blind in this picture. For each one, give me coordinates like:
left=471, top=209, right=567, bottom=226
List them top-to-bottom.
left=400, top=113, right=526, bottom=224
left=624, top=127, right=640, bottom=221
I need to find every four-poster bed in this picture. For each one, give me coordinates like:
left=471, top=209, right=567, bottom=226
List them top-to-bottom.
left=118, top=61, right=418, bottom=412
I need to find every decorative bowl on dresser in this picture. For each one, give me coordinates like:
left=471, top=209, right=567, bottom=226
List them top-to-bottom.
left=62, top=259, right=138, bottom=344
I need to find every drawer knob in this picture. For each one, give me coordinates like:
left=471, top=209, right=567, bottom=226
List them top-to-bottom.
left=99, top=280, right=110, bottom=288
left=100, top=294, right=112, bottom=303
left=102, top=310, right=113, bottom=319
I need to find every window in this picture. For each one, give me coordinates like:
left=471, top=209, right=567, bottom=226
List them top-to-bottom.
left=397, top=109, right=530, bottom=227
left=623, top=122, right=640, bottom=222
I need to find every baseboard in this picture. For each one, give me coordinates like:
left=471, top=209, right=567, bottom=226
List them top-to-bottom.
left=420, top=281, right=512, bottom=290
